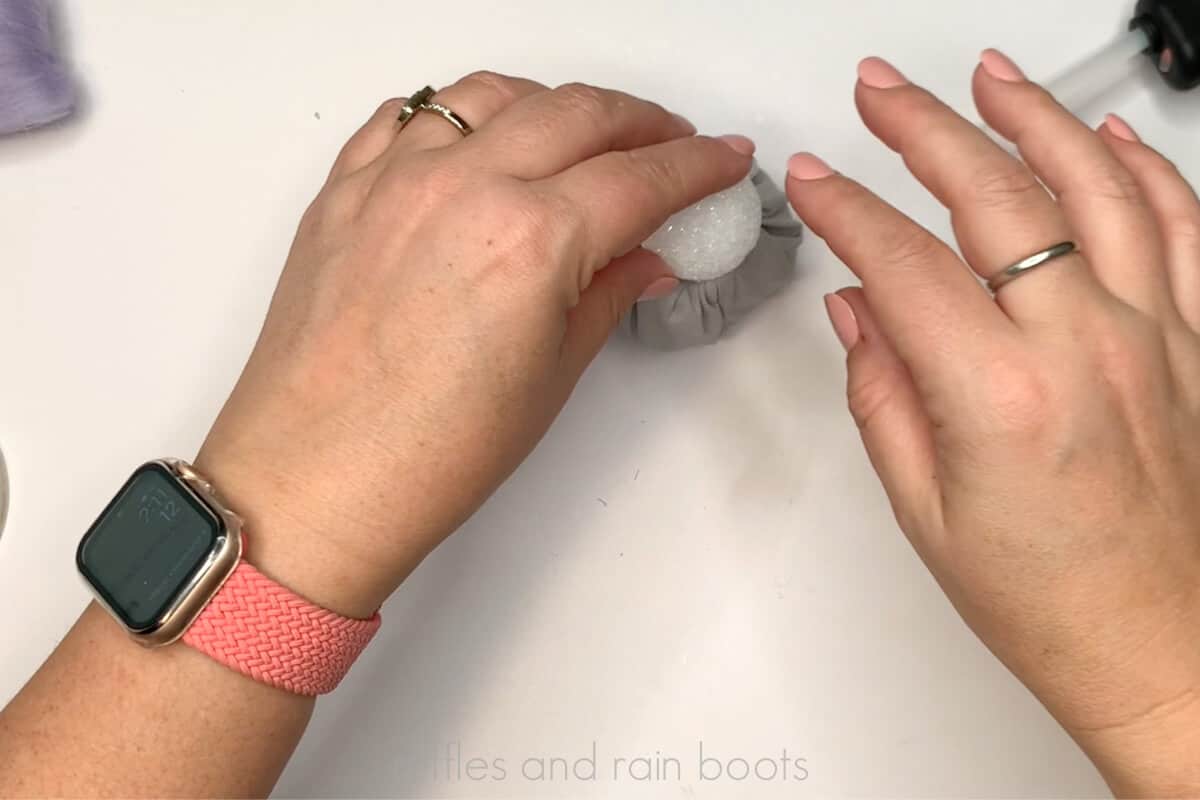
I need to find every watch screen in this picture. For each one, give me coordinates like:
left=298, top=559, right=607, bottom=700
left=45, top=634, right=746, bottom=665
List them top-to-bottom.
left=77, top=463, right=220, bottom=631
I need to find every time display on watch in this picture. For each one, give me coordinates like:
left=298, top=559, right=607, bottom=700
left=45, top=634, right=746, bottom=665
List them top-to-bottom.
left=77, top=462, right=221, bottom=631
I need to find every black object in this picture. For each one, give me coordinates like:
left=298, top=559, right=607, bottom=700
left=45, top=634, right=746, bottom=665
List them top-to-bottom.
left=1132, top=0, right=1200, bottom=90
left=76, top=462, right=220, bottom=630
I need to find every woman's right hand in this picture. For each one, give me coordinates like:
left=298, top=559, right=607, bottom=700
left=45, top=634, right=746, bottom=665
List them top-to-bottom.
left=788, top=53, right=1200, bottom=794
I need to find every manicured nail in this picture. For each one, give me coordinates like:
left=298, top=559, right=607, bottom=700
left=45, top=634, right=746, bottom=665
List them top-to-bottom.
left=980, top=49, right=1026, bottom=82
left=857, top=57, right=908, bottom=89
left=671, top=112, right=697, bottom=135
left=1103, top=113, right=1140, bottom=142
left=718, top=134, right=756, bottom=156
left=787, top=152, right=835, bottom=181
left=639, top=276, right=679, bottom=301
left=824, top=293, right=860, bottom=351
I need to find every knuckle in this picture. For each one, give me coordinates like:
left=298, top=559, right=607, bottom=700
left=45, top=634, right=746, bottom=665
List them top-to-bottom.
left=459, top=70, right=519, bottom=104
left=553, top=82, right=609, bottom=121
left=891, top=90, right=944, bottom=131
left=374, top=96, right=402, bottom=117
left=336, top=98, right=400, bottom=159
left=505, top=112, right=559, bottom=156
left=331, top=141, right=364, bottom=175
left=622, top=148, right=685, bottom=199
left=1137, top=148, right=1190, bottom=188
left=1148, top=152, right=1185, bottom=181
left=370, top=157, right=467, bottom=218
left=1142, top=158, right=1200, bottom=243
left=412, top=160, right=467, bottom=202
left=963, top=163, right=1047, bottom=212
left=1082, top=165, right=1145, bottom=206
left=789, top=173, right=870, bottom=234
left=818, top=179, right=871, bottom=218
left=302, top=181, right=363, bottom=232
left=474, top=182, right=565, bottom=265
left=321, top=183, right=363, bottom=219
left=1168, top=215, right=1200, bottom=248
left=875, top=224, right=943, bottom=270
left=600, top=282, right=628, bottom=329
left=1089, top=314, right=1159, bottom=388
left=977, top=357, right=1054, bottom=435
left=846, top=364, right=902, bottom=433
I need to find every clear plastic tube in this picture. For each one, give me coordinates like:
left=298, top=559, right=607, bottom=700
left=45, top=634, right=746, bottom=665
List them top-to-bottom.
left=1045, top=27, right=1151, bottom=113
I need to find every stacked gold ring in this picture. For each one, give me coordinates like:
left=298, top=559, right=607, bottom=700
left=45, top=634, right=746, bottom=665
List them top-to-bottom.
left=397, top=86, right=473, bottom=136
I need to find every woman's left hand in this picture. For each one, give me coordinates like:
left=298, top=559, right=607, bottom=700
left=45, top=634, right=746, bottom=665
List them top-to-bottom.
left=195, top=73, right=754, bottom=619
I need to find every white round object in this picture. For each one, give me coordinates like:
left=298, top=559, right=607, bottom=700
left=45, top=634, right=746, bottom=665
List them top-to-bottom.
left=642, top=174, right=762, bottom=282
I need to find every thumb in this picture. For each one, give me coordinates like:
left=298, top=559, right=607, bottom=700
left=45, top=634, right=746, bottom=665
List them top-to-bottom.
left=561, top=248, right=674, bottom=373
left=830, top=288, right=943, bottom=537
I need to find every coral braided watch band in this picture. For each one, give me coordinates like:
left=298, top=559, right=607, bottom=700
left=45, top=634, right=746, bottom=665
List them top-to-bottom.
left=181, top=560, right=381, bottom=696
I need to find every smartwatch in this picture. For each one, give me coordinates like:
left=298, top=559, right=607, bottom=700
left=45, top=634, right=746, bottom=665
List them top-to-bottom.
left=76, top=459, right=380, bottom=695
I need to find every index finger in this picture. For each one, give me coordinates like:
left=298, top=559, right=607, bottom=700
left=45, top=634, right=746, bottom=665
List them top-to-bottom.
left=466, top=82, right=698, bottom=180
left=542, top=134, right=755, bottom=271
left=785, top=153, right=1016, bottom=388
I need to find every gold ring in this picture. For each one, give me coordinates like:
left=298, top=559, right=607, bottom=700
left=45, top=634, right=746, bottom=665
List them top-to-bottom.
left=397, top=86, right=473, bottom=137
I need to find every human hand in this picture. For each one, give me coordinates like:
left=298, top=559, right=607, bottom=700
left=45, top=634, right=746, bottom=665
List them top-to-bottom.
left=787, top=53, right=1200, bottom=794
left=194, top=72, right=754, bottom=619
left=627, top=165, right=803, bottom=350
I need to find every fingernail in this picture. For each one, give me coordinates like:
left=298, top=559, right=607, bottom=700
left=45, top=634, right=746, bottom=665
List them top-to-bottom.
left=980, top=49, right=1026, bottom=82
left=857, top=57, right=908, bottom=89
left=671, top=112, right=697, bottom=134
left=1103, top=113, right=1140, bottom=142
left=718, top=134, right=756, bottom=156
left=787, top=152, right=835, bottom=181
left=639, top=276, right=680, bottom=301
left=824, top=293, right=860, bottom=351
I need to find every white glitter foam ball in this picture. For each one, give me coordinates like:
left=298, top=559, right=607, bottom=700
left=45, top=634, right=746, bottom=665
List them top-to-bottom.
left=643, top=174, right=762, bottom=282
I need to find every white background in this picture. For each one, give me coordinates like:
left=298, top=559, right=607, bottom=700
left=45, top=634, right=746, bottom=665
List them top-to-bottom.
left=3, top=1, right=1197, bottom=796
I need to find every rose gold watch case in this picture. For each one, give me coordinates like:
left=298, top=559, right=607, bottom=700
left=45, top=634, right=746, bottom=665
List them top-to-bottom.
left=81, top=459, right=243, bottom=647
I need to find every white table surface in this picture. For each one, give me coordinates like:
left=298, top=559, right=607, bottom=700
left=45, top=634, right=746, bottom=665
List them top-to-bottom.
left=3, top=1, right=1196, bottom=796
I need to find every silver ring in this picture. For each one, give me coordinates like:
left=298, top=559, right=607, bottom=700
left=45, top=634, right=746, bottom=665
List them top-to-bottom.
left=397, top=86, right=473, bottom=137
left=987, top=241, right=1078, bottom=293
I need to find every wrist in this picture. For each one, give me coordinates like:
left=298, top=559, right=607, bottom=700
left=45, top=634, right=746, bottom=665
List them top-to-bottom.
left=192, top=446, right=395, bottom=620
left=1070, top=687, right=1200, bottom=796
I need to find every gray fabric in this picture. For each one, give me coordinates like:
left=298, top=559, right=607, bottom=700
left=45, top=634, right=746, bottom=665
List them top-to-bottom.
left=626, top=164, right=804, bottom=350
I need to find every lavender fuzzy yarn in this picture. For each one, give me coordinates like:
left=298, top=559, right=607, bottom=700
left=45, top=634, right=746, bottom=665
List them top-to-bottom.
left=0, top=0, right=74, bottom=135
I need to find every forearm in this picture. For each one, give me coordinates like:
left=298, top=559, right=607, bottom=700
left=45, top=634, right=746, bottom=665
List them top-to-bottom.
left=0, top=445, right=399, bottom=798
left=0, top=603, right=311, bottom=797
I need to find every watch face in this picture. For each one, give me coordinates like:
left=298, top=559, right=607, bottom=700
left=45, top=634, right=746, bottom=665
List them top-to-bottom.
left=77, top=463, right=222, bottom=631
